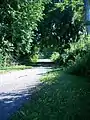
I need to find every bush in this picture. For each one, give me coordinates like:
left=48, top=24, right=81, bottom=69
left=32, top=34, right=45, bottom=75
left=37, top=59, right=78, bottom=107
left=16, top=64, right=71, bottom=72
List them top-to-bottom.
left=50, top=35, right=89, bottom=67
left=64, top=35, right=90, bottom=76
left=50, top=52, right=60, bottom=62
left=66, top=52, right=90, bottom=76
left=30, top=54, right=39, bottom=63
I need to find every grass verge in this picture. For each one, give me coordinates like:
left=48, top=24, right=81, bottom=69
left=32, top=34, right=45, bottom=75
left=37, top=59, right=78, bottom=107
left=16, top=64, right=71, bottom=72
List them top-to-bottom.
left=0, top=65, right=32, bottom=74
left=10, top=69, right=90, bottom=120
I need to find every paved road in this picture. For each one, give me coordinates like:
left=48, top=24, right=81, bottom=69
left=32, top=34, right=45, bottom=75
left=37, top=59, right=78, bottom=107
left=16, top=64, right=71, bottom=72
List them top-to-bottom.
left=37, top=59, right=52, bottom=62
left=0, top=67, right=51, bottom=120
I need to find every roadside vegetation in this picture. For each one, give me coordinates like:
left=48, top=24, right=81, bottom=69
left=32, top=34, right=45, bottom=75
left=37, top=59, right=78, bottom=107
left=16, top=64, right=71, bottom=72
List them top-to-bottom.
left=0, top=0, right=84, bottom=68
left=1, top=0, right=90, bottom=119
left=51, top=35, right=90, bottom=77
left=0, top=65, right=32, bottom=74
left=11, top=69, right=90, bottom=120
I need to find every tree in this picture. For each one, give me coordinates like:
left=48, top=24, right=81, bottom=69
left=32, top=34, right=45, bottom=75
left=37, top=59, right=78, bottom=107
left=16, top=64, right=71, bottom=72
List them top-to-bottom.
left=0, top=0, right=51, bottom=65
left=37, top=0, right=84, bottom=54
left=83, top=0, right=90, bottom=34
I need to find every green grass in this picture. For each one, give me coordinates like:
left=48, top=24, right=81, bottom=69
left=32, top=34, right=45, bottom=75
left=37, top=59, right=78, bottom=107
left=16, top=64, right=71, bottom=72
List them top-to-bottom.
left=0, top=65, right=32, bottom=74
left=10, top=69, right=90, bottom=120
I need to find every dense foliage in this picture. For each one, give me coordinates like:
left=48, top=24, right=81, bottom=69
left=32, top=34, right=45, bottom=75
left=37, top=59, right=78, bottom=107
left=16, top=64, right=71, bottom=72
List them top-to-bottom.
left=0, top=0, right=51, bottom=66
left=1, top=0, right=89, bottom=78
left=1, top=0, right=90, bottom=119
left=37, top=0, right=84, bottom=53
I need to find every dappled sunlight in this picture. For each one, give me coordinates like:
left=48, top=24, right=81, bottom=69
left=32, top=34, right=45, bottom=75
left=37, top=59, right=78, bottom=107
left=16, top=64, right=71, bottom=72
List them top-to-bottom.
left=0, top=0, right=90, bottom=119
left=0, top=66, right=52, bottom=120
left=11, top=70, right=90, bottom=120
left=0, top=90, right=31, bottom=120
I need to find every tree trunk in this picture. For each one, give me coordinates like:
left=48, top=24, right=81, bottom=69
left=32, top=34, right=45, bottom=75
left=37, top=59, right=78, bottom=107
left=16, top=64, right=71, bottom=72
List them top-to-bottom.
left=84, top=0, right=90, bottom=34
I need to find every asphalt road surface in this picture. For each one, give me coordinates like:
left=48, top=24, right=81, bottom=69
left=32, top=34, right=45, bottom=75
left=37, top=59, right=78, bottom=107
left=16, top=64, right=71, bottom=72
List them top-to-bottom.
left=0, top=66, right=51, bottom=120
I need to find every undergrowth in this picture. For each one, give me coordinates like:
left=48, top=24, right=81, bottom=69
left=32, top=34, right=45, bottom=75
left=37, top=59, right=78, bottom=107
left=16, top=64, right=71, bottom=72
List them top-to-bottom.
left=10, top=69, right=90, bottom=120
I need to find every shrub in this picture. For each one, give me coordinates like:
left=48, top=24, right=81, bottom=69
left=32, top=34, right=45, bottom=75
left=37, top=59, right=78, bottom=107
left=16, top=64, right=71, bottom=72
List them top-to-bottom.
left=65, top=35, right=90, bottom=76
left=50, top=52, right=60, bottom=62
left=30, top=54, right=39, bottom=63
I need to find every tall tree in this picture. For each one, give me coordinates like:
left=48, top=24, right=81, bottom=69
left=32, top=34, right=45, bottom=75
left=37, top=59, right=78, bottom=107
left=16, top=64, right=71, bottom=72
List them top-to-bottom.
left=0, top=0, right=51, bottom=65
left=36, top=0, right=84, bottom=53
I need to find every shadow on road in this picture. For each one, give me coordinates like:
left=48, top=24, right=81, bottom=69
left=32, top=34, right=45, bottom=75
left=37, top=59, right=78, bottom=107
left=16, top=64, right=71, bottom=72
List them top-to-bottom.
left=0, top=64, right=52, bottom=120
left=0, top=84, right=43, bottom=120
